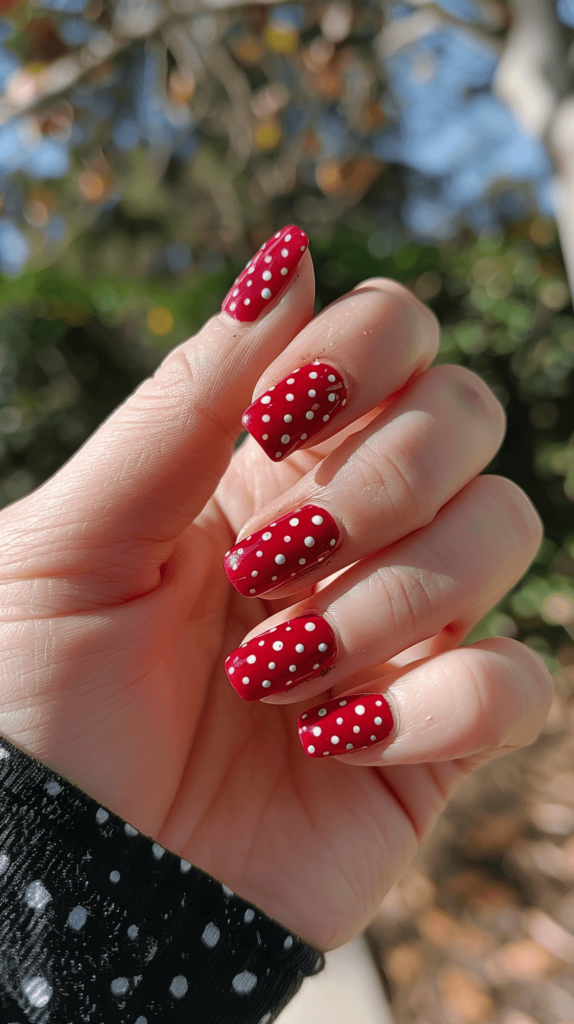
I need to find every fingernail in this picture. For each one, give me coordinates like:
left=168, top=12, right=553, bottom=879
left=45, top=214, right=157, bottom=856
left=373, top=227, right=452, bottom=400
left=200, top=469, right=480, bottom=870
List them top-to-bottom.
left=222, top=225, right=309, bottom=323
left=242, top=361, right=348, bottom=461
left=223, top=505, right=340, bottom=597
left=225, top=615, right=337, bottom=701
left=298, top=693, right=394, bottom=758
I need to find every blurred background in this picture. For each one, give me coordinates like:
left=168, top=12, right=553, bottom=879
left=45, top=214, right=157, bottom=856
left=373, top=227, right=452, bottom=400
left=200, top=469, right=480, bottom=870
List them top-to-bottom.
left=2, top=0, right=574, bottom=1021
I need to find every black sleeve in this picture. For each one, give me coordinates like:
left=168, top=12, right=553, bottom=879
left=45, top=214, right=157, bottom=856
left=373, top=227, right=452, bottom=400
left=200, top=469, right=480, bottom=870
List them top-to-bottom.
left=0, top=736, right=324, bottom=1024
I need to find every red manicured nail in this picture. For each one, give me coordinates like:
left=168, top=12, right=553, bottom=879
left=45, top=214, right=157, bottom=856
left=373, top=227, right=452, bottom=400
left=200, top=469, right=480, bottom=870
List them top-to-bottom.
left=222, top=225, right=308, bottom=323
left=242, top=361, right=348, bottom=461
left=223, top=504, right=340, bottom=597
left=225, top=615, right=337, bottom=701
left=298, top=693, right=394, bottom=758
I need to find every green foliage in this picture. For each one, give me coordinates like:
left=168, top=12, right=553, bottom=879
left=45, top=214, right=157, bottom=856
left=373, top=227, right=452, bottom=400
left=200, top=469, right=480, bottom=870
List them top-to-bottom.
left=1, top=214, right=574, bottom=665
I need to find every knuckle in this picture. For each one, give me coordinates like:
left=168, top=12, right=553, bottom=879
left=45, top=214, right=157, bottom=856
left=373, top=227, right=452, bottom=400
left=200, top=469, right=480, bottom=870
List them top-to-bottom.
left=356, top=277, right=440, bottom=358
left=427, top=363, right=506, bottom=434
left=351, top=435, right=439, bottom=529
left=476, top=475, right=543, bottom=551
left=368, top=563, right=437, bottom=641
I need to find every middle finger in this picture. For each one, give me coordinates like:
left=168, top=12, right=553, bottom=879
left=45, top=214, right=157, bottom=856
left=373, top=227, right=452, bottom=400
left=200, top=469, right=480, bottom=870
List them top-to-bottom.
left=223, top=363, right=505, bottom=600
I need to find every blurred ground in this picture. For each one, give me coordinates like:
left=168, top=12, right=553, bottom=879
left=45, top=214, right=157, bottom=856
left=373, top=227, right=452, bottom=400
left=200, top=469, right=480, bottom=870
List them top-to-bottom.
left=368, top=664, right=574, bottom=1024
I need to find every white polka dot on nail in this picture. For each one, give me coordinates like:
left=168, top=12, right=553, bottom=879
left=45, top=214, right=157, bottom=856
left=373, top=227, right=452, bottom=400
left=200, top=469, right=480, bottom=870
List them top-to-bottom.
left=285, top=233, right=292, bottom=241
left=281, top=247, right=289, bottom=257
left=264, top=255, right=272, bottom=262
left=281, top=267, right=288, bottom=275
left=262, top=271, right=272, bottom=281
left=233, top=288, right=239, bottom=296
left=261, top=288, right=272, bottom=300
left=244, top=298, right=251, bottom=305
left=230, top=303, right=236, bottom=311
left=309, top=371, right=318, bottom=378
left=328, top=374, right=336, bottom=381
left=286, top=378, right=295, bottom=384
left=308, top=389, right=316, bottom=397
left=286, top=393, right=294, bottom=401
left=328, top=393, right=336, bottom=402
left=261, top=396, right=271, bottom=404
left=306, top=411, right=314, bottom=419
left=262, top=414, right=270, bottom=422
left=284, top=414, right=292, bottom=422
left=323, top=414, right=329, bottom=421
left=262, top=434, right=268, bottom=440
left=281, top=434, right=290, bottom=444
left=311, top=515, right=323, bottom=526
left=289, top=517, right=299, bottom=526
left=262, top=532, right=272, bottom=540
left=304, top=536, right=315, bottom=547
left=330, top=538, right=336, bottom=546
left=256, top=550, right=263, bottom=558
left=275, top=553, right=286, bottom=564
left=299, top=558, right=306, bottom=564
left=249, top=588, right=256, bottom=593
left=305, top=622, right=316, bottom=631
left=258, top=640, right=265, bottom=646
left=272, top=641, right=283, bottom=651
left=318, top=642, right=327, bottom=652
left=295, top=643, right=304, bottom=653
left=247, top=655, right=256, bottom=664
left=268, top=662, right=276, bottom=669
left=313, top=663, right=320, bottom=669
left=289, top=664, right=297, bottom=672
left=242, top=676, right=250, bottom=684
left=262, top=680, right=271, bottom=688
left=339, top=700, right=347, bottom=706
left=376, top=700, right=382, bottom=706
left=355, top=705, right=365, bottom=715
left=318, top=707, right=327, bottom=716
left=374, top=716, right=383, bottom=725
left=336, top=717, right=343, bottom=725
left=353, top=725, right=360, bottom=734
left=331, top=735, right=340, bottom=744
left=371, top=735, right=377, bottom=741
left=307, top=745, right=315, bottom=753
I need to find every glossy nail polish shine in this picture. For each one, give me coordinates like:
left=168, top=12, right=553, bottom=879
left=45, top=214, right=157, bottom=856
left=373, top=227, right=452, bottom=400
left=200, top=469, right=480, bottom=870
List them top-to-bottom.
left=222, top=225, right=308, bottom=323
left=242, top=361, right=348, bottom=461
left=223, top=505, right=340, bottom=597
left=225, top=615, right=337, bottom=701
left=298, top=693, right=394, bottom=758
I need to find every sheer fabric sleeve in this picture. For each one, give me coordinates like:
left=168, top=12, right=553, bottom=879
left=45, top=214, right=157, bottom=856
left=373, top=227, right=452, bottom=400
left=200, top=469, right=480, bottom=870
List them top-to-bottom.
left=0, top=736, right=324, bottom=1024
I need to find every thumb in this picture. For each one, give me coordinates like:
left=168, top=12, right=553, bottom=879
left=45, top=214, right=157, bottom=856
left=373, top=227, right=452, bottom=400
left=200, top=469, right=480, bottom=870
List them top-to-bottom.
left=2, top=227, right=314, bottom=594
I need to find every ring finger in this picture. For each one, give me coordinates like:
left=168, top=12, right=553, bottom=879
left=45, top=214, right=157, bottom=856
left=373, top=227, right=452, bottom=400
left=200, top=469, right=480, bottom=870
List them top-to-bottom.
left=224, top=475, right=541, bottom=708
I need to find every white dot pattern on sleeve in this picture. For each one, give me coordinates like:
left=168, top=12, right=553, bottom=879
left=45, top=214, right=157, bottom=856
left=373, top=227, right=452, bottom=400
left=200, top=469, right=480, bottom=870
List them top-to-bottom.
left=0, top=735, right=324, bottom=1022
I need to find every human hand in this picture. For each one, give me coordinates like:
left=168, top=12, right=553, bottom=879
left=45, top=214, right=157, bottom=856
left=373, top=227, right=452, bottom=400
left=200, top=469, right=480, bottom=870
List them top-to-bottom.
left=0, top=227, right=552, bottom=950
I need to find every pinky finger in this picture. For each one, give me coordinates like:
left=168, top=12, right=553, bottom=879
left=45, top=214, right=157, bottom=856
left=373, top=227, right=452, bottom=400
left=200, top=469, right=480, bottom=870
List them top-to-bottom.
left=297, top=638, right=554, bottom=766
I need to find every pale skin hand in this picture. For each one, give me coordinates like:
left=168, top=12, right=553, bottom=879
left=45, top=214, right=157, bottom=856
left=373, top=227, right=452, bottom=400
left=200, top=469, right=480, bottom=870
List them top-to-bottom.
left=0, top=253, right=553, bottom=951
